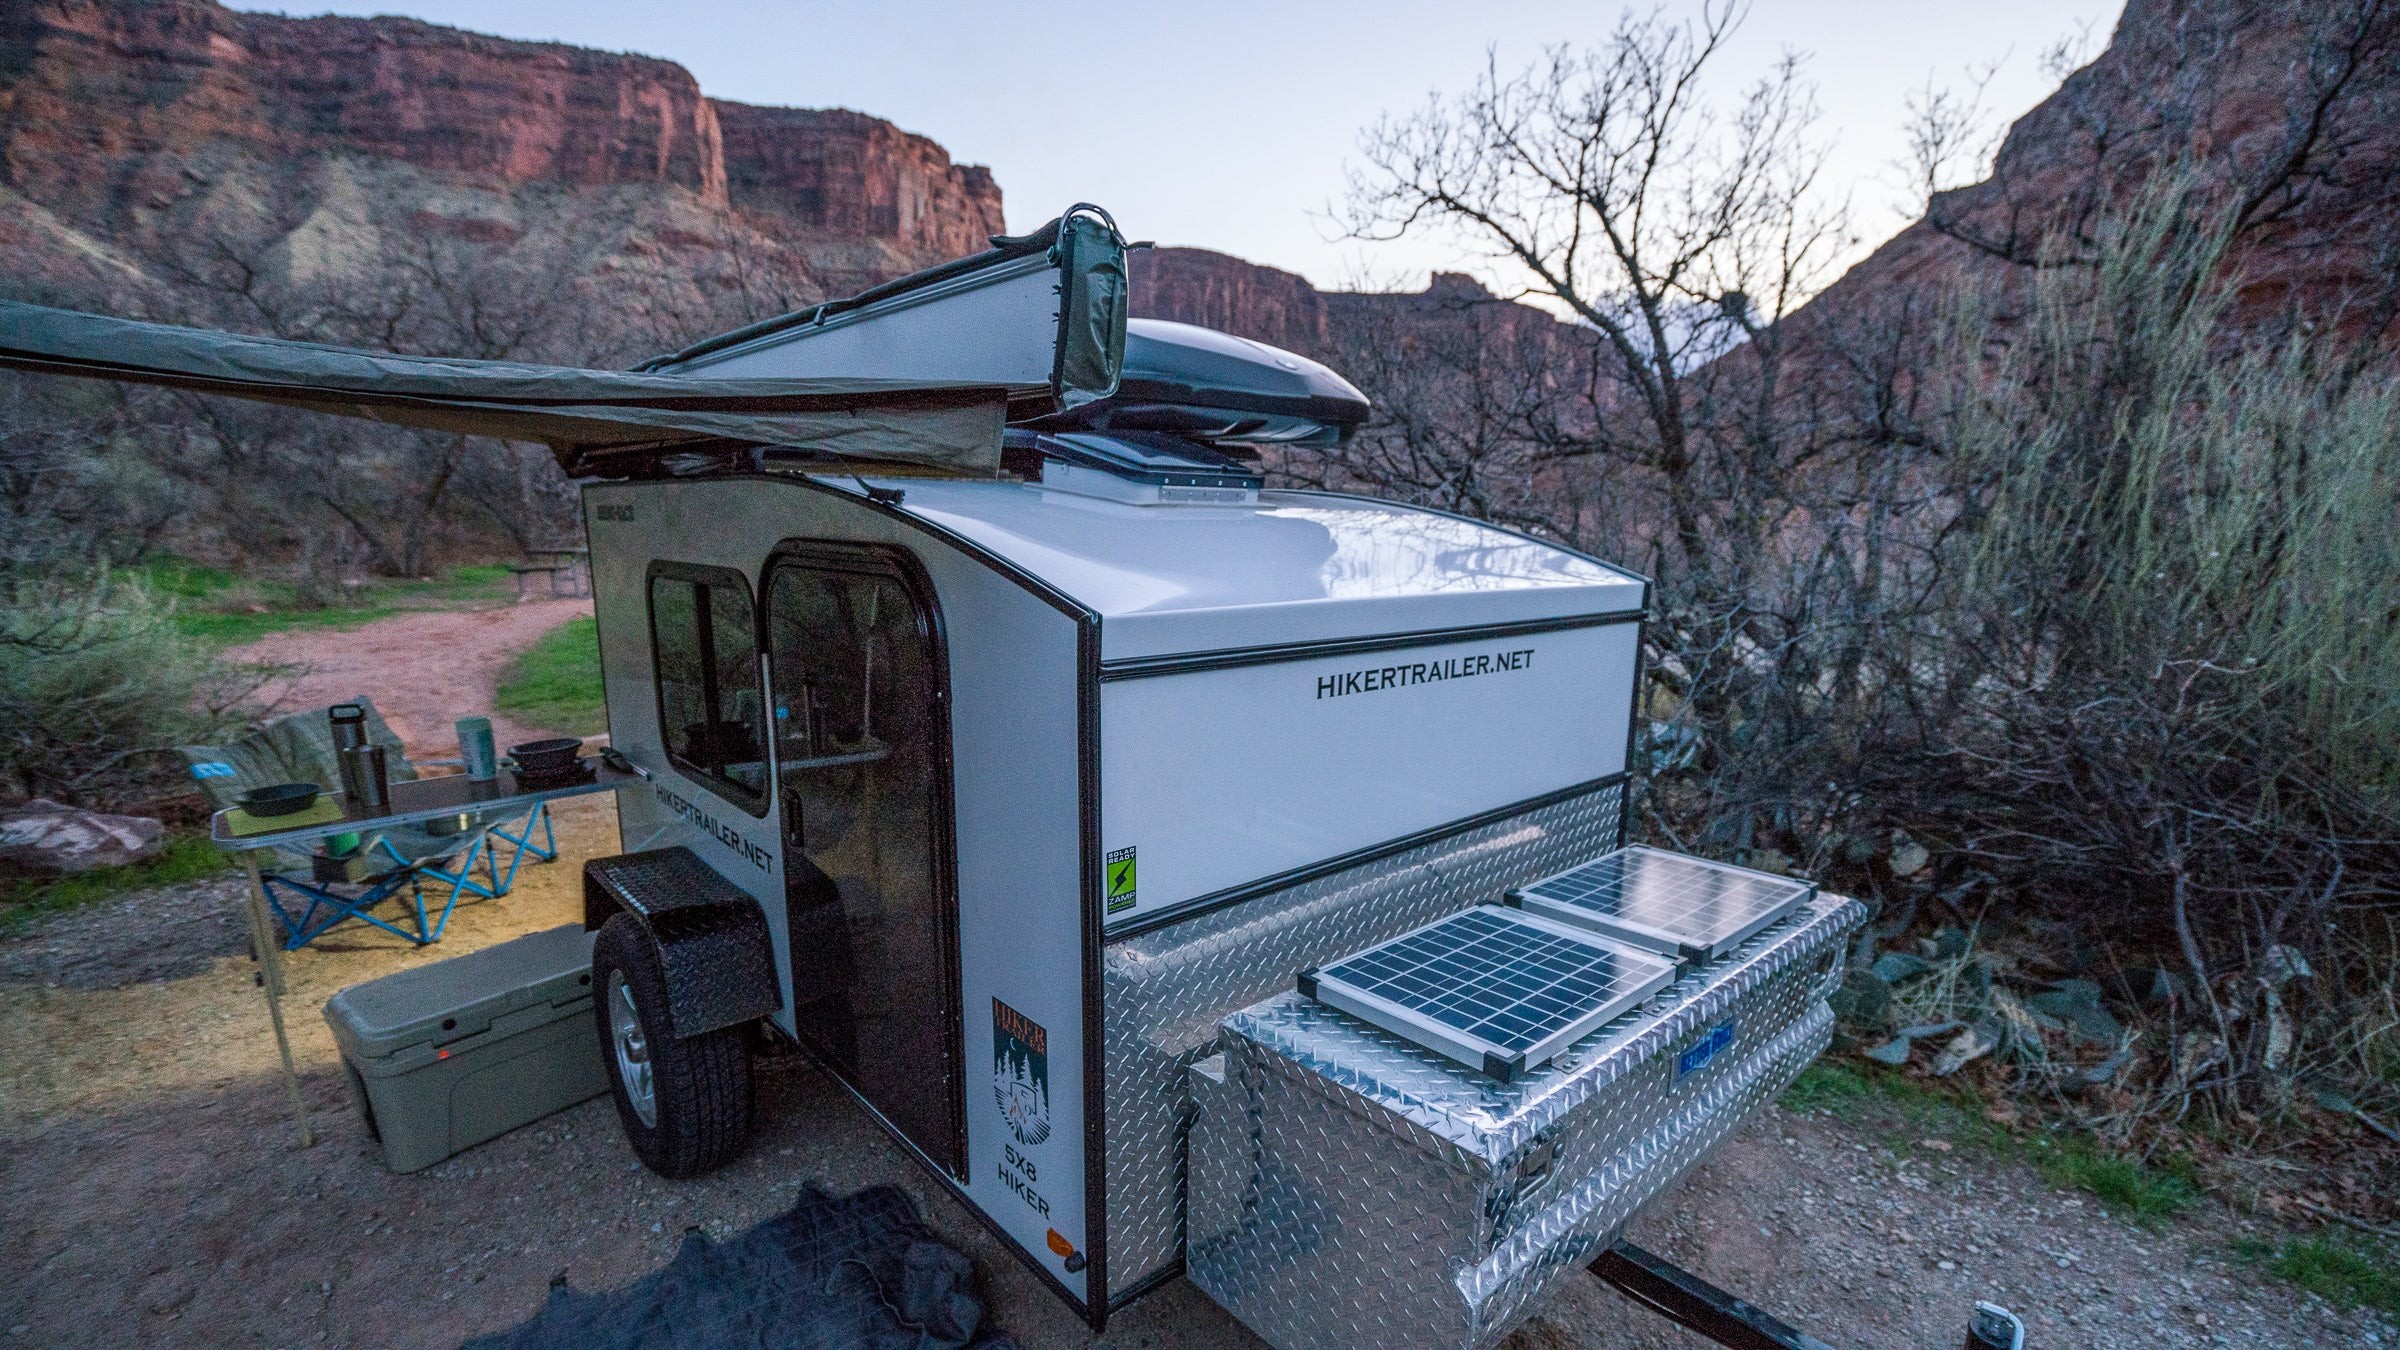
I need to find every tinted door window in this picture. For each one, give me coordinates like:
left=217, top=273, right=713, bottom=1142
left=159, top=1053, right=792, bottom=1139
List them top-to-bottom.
left=768, top=552, right=961, bottom=1175
left=648, top=568, right=768, bottom=812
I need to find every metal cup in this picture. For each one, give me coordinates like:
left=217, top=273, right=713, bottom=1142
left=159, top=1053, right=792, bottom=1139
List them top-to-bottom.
left=331, top=704, right=371, bottom=801
left=456, top=716, right=498, bottom=782
left=344, top=742, right=389, bottom=812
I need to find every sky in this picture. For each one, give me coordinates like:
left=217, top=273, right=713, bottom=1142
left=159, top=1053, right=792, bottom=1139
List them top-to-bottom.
left=231, top=1, right=2126, bottom=294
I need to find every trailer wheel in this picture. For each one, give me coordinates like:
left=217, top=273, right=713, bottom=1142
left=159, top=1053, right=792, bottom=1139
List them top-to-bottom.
left=593, top=915, right=753, bottom=1178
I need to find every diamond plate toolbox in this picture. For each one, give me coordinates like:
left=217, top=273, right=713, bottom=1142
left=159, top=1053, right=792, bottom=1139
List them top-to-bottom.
left=1101, top=783, right=1627, bottom=1296
left=1187, top=892, right=1866, bottom=1350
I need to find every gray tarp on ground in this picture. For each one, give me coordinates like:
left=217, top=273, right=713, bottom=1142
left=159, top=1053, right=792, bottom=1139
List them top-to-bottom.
left=0, top=299, right=1008, bottom=474
left=466, top=1185, right=1016, bottom=1350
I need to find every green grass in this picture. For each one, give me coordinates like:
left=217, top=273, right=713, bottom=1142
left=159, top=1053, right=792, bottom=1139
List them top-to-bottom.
left=139, top=556, right=241, bottom=601
left=143, top=556, right=518, bottom=646
left=174, top=604, right=408, bottom=646
left=496, top=615, right=607, bottom=736
left=0, top=833, right=230, bottom=932
left=1780, top=1060, right=2200, bottom=1225
left=1781, top=1061, right=1886, bottom=1115
left=2041, top=1142, right=2200, bottom=1224
left=2237, top=1234, right=2400, bottom=1314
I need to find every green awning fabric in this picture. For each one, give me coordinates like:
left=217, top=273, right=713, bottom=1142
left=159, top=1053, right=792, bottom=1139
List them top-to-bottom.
left=0, top=300, right=1008, bottom=475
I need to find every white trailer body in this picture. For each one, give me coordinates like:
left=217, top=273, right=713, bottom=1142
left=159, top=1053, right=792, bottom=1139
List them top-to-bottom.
left=581, top=463, right=1652, bottom=1322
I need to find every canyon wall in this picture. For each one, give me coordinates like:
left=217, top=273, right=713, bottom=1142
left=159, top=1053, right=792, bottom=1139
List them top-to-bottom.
left=0, top=0, right=1003, bottom=321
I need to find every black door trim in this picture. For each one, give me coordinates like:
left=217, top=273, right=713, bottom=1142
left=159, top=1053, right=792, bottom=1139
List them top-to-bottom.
left=762, top=539, right=970, bottom=1182
left=1075, top=613, right=1111, bottom=1329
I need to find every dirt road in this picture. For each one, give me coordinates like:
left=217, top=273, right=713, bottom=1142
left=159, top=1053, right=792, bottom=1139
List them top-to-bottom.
left=226, top=597, right=593, bottom=756
left=0, top=604, right=2386, bottom=1347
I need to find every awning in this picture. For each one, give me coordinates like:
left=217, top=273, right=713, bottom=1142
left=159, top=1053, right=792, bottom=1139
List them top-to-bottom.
left=0, top=299, right=1009, bottom=475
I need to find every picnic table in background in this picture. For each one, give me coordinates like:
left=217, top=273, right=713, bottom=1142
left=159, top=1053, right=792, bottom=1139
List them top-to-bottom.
left=509, top=547, right=590, bottom=601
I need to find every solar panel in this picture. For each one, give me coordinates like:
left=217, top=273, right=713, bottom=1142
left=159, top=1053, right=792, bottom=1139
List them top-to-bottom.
left=1508, top=846, right=1815, bottom=964
left=1298, top=906, right=1677, bottom=1082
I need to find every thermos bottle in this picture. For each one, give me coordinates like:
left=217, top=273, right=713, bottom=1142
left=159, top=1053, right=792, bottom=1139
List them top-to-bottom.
left=330, top=704, right=369, bottom=802
left=343, top=742, right=390, bottom=812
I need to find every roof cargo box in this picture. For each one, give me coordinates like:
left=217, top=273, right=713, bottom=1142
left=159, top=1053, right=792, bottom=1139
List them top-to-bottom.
left=1026, top=319, right=1370, bottom=449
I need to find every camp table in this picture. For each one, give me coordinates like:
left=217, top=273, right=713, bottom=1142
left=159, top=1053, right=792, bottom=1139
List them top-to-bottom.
left=210, top=762, right=641, bottom=1145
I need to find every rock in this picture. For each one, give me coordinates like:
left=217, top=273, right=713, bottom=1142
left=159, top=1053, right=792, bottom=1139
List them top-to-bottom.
left=0, top=0, right=1001, bottom=301
left=1782, top=0, right=2400, bottom=355
left=715, top=103, right=1004, bottom=292
left=1132, top=248, right=1334, bottom=355
left=0, top=799, right=166, bottom=873
left=1888, top=831, right=1929, bottom=878
left=134, top=1270, right=195, bottom=1316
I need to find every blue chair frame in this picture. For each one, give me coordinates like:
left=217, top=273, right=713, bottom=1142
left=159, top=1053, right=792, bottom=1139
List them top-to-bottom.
left=257, top=801, right=557, bottom=949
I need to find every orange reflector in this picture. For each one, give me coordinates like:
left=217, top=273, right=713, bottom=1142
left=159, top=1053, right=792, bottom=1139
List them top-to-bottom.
left=437, top=1049, right=449, bottom=1059
left=1045, top=1228, right=1075, bottom=1258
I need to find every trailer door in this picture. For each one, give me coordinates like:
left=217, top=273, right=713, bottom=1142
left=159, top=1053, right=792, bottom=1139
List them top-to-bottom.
left=765, top=545, right=965, bottom=1176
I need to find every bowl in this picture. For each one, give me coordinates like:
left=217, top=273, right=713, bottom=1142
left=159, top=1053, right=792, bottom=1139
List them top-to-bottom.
left=510, top=737, right=584, bottom=777
left=239, top=782, right=322, bottom=817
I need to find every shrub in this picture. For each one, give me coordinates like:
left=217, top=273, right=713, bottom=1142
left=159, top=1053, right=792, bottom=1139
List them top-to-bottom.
left=1891, top=176, right=2400, bottom=1119
left=0, top=570, right=259, bottom=805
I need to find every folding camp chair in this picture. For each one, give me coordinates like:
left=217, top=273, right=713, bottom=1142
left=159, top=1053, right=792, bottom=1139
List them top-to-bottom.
left=181, top=698, right=557, bottom=949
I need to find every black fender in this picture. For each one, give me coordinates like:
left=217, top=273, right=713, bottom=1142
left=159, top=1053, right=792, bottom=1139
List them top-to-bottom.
left=584, top=847, right=781, bottom=1039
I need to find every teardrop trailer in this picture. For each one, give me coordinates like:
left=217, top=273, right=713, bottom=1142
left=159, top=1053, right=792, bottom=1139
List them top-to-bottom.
left=0, top=207, right=2022, bottom=1350
left=567, top=210, right=1872, bottom=1348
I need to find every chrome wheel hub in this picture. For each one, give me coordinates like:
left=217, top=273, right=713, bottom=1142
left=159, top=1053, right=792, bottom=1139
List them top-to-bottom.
left=609, top=971, right=657, bottom=1129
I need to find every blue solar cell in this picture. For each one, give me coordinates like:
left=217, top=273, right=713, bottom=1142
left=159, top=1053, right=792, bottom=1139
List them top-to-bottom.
left=1512, top=847, right=1813, bottom=961
left=1304, top=907, right=1676, bottom=1078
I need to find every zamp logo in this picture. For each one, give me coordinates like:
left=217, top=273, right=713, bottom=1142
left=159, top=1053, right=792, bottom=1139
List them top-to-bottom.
left=1104, top=847, right=1137, bottom=915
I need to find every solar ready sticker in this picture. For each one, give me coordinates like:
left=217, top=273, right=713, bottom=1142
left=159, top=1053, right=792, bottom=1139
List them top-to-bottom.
left=1104, top=846, right=1137, bottom=914
left=1675, top=1020, right=1737, bottom=1081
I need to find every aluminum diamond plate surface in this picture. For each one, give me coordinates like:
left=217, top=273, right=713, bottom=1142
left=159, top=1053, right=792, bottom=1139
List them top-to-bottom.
left=1100, top=782, right=1627, bottom=1299
left=583, top=848, right=781, bottom=1038
left=1187, top=892, right=1864, bottom=1349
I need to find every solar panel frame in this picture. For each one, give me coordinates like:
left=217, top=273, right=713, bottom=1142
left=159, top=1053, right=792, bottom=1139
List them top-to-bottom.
left=1507, top=846, right=1816, bottom=963
left=1298, top=906, right=1677, bottom=1081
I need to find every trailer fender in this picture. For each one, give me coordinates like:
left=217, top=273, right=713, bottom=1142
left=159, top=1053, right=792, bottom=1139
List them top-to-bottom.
left=583, top=848, right=781, bottom=1038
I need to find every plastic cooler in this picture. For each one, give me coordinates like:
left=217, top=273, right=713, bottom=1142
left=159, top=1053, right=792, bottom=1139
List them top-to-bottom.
left=323, top=924, right=606, bottom=1172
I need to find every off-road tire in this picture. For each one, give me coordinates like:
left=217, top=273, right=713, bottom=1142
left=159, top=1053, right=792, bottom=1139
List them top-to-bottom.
left=592, top=915, right=752, bottom=1178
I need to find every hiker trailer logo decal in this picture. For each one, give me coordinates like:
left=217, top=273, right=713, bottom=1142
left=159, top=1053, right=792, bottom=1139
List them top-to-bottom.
left=1104, top=846, right=1137, bottom=914
left=993, top=998, right=1052, bottom=1146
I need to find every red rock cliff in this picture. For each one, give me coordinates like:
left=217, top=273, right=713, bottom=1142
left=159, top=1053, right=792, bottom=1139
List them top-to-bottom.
left=0, top=0, right=1001, bottom=290
left=1788, top=0, right=2400, bottom=346
left=715, top=103, right=999, bottom=266
left=1130, top=247, right=1331, bottom=355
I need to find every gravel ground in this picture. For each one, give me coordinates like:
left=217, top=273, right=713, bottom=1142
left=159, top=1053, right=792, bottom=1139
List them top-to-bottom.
left=3, top=821, right=2386, bottom=1349
left=0, top=875, right=253, bottom=989
left=1525, top=1114, right=2395, bottom=1348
